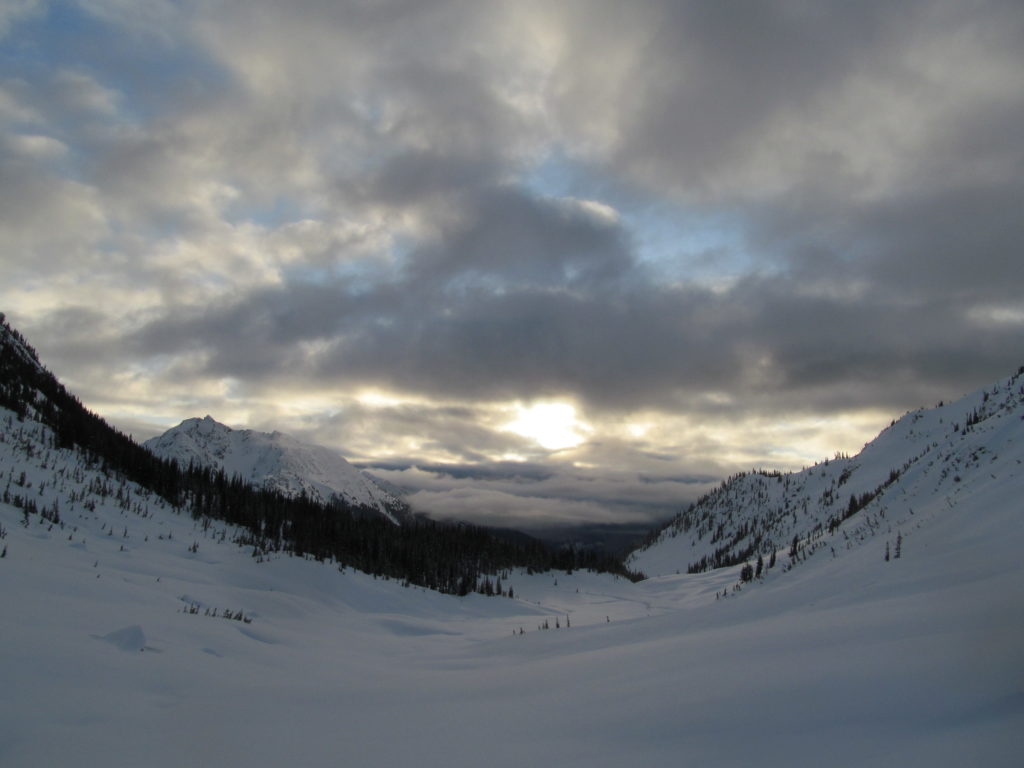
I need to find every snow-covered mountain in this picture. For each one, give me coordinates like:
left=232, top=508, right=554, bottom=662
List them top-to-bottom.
left=630, top=365, right=1024, bottom=579
left=144, top=416, right=409, bottom=524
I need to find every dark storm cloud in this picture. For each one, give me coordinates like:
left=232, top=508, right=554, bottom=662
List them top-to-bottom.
left=551, top=0, right=905, bottom=192
left=551, top=0, right=1024, bottom=199
left=169, top=2, right=1024, bottom=418
left=356, top=150, right=502, bottom=211
left=127, top=162, right=1024, bottom=420
left=745, top=177, right=1024, bottom=306
left=126, top=180, right=643, bottom=391
left=856, top=184, right=1024, bottom=306
left=403, top=186, right=633, bottom=291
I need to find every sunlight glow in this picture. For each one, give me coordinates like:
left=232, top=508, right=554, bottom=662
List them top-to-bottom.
left=355, top=389, right=421, bottom=408
left=502, top=401, right=590, bottom=451
left=626, top=421, right=652, bottom=439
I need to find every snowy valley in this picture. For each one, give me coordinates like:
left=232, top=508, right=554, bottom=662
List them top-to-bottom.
left=1, top=319, right=1022, bottom=766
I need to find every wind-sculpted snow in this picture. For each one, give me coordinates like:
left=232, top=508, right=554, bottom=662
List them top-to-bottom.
left=629, top=366, right=1024, bottom=581
left=144, top=416, right=407, bottom=524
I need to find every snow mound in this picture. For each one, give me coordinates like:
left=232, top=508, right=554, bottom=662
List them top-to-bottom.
left=97, top=625, right=146, bottom=652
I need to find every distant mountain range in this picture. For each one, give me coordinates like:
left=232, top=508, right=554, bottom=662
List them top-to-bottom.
left=145, top=416, right=409, bottom=525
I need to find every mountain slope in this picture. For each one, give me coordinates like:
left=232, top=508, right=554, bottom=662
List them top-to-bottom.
left=629, top=365, right=1024, bottom=579
left=145, top=416, right=408, bottom=525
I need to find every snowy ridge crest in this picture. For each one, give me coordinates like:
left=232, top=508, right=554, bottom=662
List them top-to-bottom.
left=629, top=365, right=1024, bottom=577
left=144, top=416, right=408, bottom=524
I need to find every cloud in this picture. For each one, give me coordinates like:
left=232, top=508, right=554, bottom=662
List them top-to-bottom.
left=0, top=0, right=43, bottom=38
left=547, top=0, right=1024, bottom=202
left=51, top=70, right=120, bottom=116
left=120, top=230, right=1022, bottom=423
left=369, top=460, right=712, bottom=532
left=406, top=486, right=630, bottom=530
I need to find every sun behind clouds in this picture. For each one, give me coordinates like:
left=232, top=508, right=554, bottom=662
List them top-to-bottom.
left=502, top=401, right=590, bottom=452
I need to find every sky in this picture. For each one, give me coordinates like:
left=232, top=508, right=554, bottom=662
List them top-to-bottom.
left=2, top=0, right=1023, bottom=539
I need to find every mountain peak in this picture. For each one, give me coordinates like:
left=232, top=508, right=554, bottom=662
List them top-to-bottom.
left=145, top=418, right=408, bottom=524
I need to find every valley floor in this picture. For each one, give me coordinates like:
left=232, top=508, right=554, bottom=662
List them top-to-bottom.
left=1, top=471, right=1021, bottom=768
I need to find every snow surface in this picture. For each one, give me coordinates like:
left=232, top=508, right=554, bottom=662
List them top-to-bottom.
left=2, top=374, right=1023, bottom=765
left=144, top=415, right=406, bottom=524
